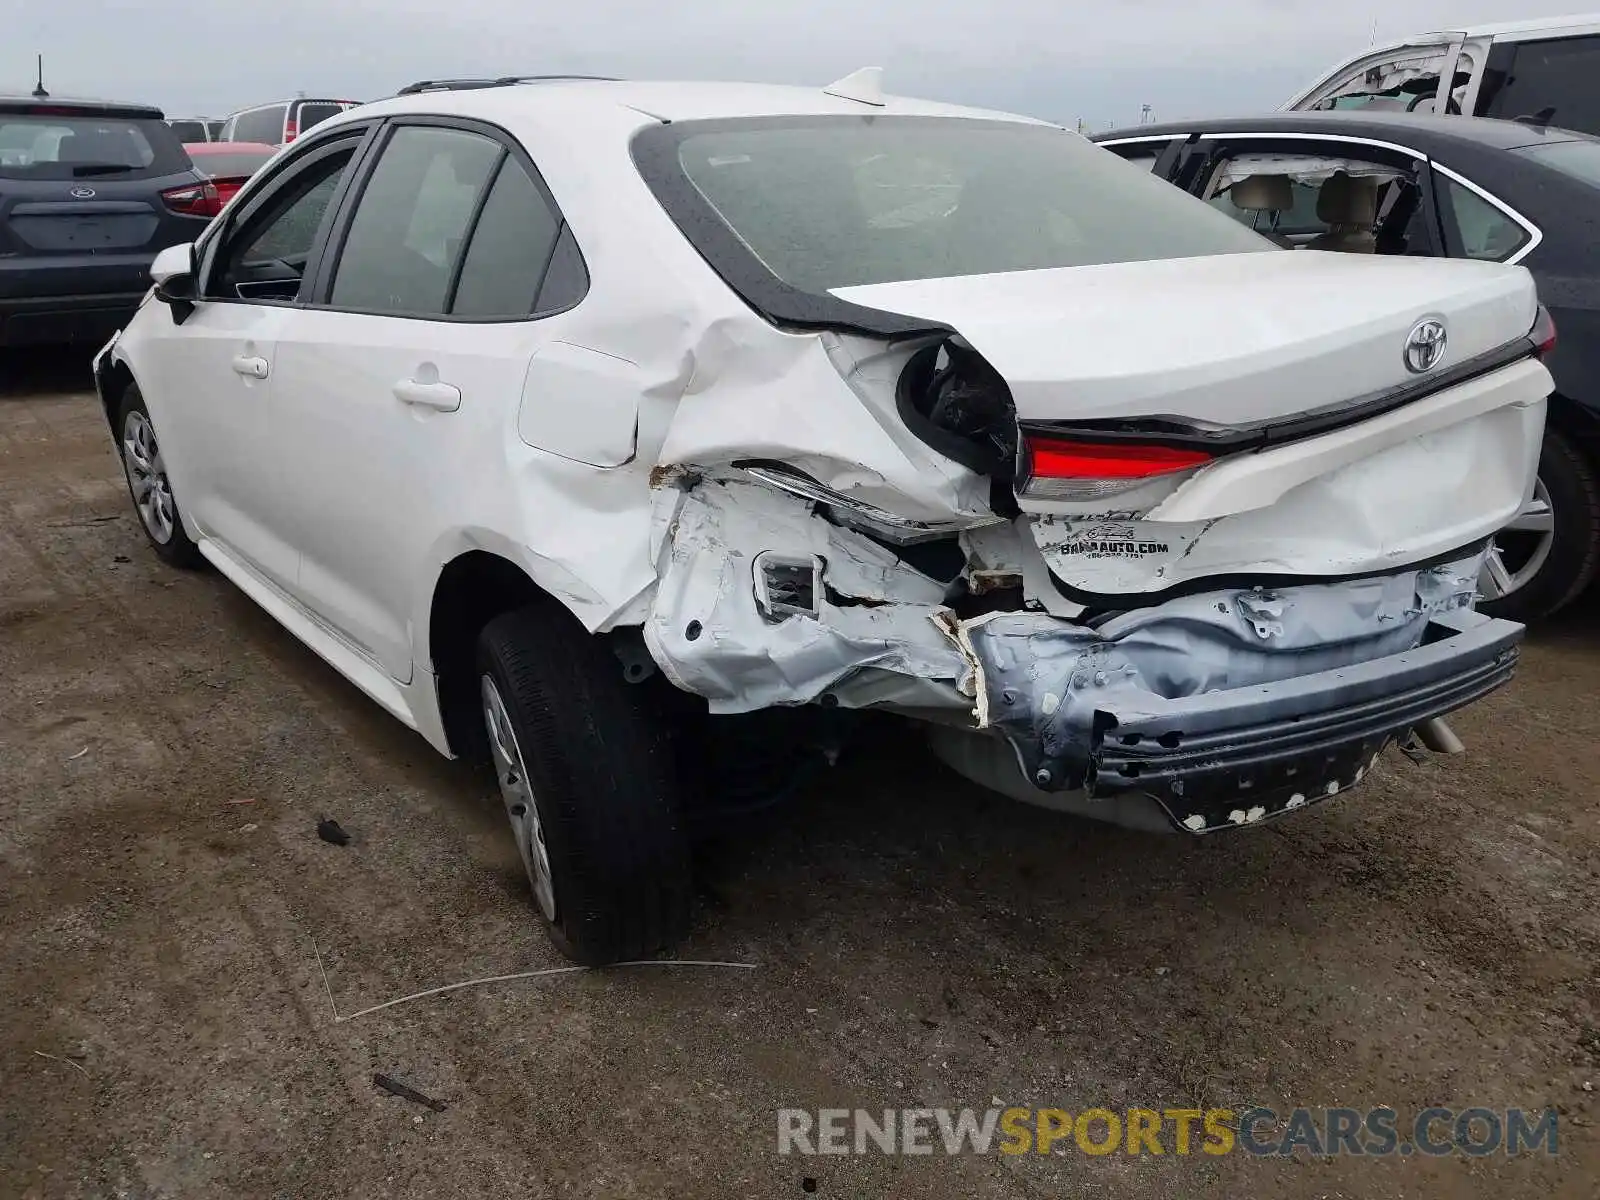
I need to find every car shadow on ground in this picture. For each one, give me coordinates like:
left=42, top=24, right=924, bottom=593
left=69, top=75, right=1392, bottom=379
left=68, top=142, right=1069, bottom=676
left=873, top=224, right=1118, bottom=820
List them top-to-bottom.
left=0, top=347, right=97, bottom=398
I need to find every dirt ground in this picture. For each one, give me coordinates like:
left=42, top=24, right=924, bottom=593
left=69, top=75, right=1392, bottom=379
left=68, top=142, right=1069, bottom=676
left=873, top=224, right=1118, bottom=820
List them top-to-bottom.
left=1, top=348, right=1597, bottom=1200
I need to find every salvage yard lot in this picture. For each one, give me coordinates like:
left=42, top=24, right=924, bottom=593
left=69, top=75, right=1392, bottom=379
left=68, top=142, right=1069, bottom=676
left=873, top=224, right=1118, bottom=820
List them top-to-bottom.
left=1, top=351, right=1597, bottom=1199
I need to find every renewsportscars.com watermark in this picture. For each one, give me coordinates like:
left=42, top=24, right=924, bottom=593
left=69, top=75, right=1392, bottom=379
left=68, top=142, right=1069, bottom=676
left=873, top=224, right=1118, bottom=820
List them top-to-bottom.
left=777, top=1107, right=1560, bottom=1158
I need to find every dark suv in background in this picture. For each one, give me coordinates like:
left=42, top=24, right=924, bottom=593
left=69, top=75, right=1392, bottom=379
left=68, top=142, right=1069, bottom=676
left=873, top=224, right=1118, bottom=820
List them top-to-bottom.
left=0, top=96, right=220, bottom=346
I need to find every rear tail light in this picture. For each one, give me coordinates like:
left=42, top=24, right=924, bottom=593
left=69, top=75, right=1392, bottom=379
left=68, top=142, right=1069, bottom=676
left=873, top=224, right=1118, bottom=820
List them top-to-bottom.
left=283, top=117, right=299, bottom=143
left=213, top=178, right=246, bottom=207
left=161, top=180, right=223, bottom=218
left=1530, top=305, right=1556, bottom=358
left=1020, top=434, right=1213, bottom=501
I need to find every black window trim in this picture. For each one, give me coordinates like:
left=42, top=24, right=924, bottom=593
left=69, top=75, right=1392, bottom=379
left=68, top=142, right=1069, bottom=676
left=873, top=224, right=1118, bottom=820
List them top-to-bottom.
left=303, top=112, right=589, bottom=324
left=195, top=124, right=378, bottom=308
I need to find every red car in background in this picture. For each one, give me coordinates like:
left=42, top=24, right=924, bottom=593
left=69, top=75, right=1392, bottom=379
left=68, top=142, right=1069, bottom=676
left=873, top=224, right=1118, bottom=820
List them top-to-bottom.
left=182, top=141, right=276, bottom=207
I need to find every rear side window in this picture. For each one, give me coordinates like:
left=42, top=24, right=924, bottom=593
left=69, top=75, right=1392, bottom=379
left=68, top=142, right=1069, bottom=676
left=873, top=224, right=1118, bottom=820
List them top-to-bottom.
left=1480, top=36, right=1600, bottom=134
left=232, top=106, right=288, bottom=145
left=0, top=112, right=188, bottom=180
left=329, top=123, right=588, bottom=319
left=330, top=125, right=503, bottom=315
left=450, top=159, right=564, bottom=318
left=1438, top=177, right=1530, bottom=261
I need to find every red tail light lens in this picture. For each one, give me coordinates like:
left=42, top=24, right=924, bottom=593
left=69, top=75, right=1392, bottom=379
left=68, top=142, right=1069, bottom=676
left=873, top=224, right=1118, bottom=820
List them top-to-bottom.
left=282, top=118, right=299, bottom=143
left=213, top=178, right=245, bottom=207
left=161, top=180, right=223, bottom=218
left=1530, top=305, right=1556, bottom=357
left=1021, top=434, right=1213, bottom=501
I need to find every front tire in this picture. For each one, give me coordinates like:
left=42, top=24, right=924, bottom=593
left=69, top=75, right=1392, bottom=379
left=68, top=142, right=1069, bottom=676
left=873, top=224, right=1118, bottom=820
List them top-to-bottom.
left=117, top=385, right=201, bottom=568
left=1480, top=428, right=1600, bottom=622
left=476, top=603, right=692, bottom=965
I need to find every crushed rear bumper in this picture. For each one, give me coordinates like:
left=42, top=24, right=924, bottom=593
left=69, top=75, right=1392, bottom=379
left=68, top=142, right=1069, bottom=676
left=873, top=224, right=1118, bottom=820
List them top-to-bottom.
left=966, top=605, right=1521, bottom=834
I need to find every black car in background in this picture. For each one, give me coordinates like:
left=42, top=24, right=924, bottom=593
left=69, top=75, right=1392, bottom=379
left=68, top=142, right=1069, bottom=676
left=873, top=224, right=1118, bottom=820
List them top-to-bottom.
left=0, top=96, right=219, bottom=347
left=1093, top=111, right=1600, bottom=623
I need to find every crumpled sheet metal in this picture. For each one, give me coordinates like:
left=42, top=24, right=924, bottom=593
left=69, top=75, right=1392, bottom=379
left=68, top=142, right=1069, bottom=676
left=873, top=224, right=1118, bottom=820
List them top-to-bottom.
left=643, top=478, right=968, bottom=712
left=960, top=549, right=1486, bottom=789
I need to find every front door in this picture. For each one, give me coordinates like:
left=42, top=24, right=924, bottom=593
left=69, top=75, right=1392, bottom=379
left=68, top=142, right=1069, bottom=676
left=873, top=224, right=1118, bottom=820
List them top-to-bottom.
left=140, top=132, right=366, bottom=593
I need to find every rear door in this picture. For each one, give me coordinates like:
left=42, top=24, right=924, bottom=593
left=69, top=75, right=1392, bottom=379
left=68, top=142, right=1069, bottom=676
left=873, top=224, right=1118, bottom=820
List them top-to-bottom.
left=0, top=103, right=210, bottom=305
left=268, top=118, right=587, bottom=681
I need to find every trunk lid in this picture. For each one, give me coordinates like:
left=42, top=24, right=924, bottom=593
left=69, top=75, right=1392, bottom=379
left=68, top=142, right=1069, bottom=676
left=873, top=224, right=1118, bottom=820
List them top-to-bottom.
left=831, top=251, right=1535, bottom=426
left=834, top=253, right=1550, bottom=602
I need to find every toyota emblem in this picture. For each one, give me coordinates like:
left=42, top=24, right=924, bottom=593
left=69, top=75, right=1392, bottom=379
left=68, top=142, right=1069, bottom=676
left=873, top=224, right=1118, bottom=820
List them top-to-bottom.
left=68, top=186, right=96, bottom=199
left=1404, top=319, right=1448, bottom=374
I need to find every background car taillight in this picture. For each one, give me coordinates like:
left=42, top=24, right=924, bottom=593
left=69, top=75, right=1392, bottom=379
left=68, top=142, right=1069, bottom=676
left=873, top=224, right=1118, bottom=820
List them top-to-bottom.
left=282, top=117, right=298, bottom=143
left=212, top=178, right=247, bottom=207
left=161, top=180, right=223, bottom=218
left=1531, top=305, right=1556, bottom=358
left=1019, top=433, right=1213, bottom=501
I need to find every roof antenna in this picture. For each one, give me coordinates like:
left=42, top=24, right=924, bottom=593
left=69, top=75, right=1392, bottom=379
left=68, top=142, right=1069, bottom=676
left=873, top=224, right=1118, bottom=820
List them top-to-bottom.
left=31, top=53, right=48, bottom=99
left=823, top=66, right=885, bottom=107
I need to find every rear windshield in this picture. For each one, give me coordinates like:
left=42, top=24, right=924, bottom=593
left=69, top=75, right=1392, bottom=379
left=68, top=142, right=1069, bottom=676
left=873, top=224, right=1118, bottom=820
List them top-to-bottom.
left=0, top=113, right=188, bottom=180
left=658, top=117, right=1273, bottom=293
left=1512, top=137, right=1600, bottom=188
left=191, top=149, right=275, bottom=178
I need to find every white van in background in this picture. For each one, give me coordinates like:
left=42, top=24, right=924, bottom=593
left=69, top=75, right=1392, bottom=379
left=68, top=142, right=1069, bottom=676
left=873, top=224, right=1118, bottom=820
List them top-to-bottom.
left=1287, top=15, right=1600, bottom=135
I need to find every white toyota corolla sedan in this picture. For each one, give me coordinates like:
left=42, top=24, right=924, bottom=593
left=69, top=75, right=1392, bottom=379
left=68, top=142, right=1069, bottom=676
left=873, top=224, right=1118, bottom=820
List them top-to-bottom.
left=94, top=71, right=1551, bottom=963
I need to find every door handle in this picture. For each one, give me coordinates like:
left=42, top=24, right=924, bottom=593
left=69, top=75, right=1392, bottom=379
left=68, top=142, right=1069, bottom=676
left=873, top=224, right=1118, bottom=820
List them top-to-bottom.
left=231, top=354, right=269, bottom=379
left=393, top=378, right=462, bottom=412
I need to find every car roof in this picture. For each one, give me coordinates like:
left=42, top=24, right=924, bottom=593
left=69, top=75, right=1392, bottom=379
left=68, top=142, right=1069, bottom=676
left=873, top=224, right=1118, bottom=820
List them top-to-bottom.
left=1406, top=11, right=1600, bottom=39
left=348, top=77, right=1047, bottom=128
left=0, top=95, right=164, bottom=119
left=224, top=98, right=356, bottom=114
left=1096, top=110, right=1600, bottom=153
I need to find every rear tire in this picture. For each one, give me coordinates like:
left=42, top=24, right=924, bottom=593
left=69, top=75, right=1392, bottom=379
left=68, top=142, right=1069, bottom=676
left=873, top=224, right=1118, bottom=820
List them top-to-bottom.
left=117, top=385, right=201, bottom=569
left=1480, top=428, right=1600, bottom=622
left=476, top=603, right=692, bottom=965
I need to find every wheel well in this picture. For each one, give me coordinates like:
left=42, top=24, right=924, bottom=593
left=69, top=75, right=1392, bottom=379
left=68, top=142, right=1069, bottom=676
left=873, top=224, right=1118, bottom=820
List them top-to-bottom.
left=97, top=358, right=136, bottom=434
left=429, top=551, right=546, bottom=759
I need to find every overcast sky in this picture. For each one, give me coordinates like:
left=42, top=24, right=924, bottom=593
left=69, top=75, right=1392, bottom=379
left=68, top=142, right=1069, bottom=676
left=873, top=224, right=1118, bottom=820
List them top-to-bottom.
left=6, top=1, right=1586, bottom=129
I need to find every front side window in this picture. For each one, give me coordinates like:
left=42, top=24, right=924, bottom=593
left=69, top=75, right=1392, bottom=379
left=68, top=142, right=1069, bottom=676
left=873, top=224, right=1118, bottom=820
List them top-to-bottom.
left=648, top=117, right=1271, bottom=296
left=329, top=125, right=503, bottom=315
left=212, top=145, right=357, bottom=299
left=1439, top=176, right=1530, bottom=261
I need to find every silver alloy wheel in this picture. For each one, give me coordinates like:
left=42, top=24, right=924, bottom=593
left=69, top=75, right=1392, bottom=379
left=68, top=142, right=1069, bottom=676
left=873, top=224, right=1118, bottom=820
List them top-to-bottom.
left=122, top=411, right=176, bottom=545
left=1481, top=477, right=1556, bottom=602
left=481, top=674, right=557, bottom=921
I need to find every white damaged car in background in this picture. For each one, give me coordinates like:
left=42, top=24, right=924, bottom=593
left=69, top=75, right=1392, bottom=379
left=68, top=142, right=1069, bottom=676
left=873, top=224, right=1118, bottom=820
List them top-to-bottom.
left=93, top=71, right=1552, bottom=964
